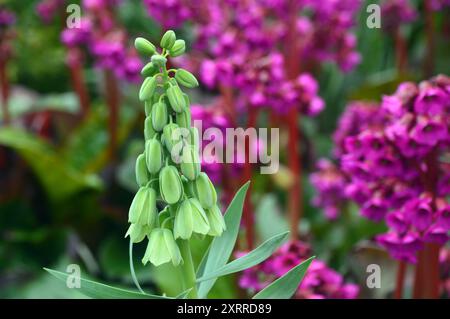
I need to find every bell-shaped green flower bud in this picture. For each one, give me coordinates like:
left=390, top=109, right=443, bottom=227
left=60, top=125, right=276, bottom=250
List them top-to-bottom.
left=160, top=30, right=176, bottom=50
left=134, top=37, right=156, bottom=56
left=169, top=39, right=185, bottom=57
left=151, top=54, right=167, bottom=68
left=141, top=62, right=159, bottom=77
left=175, top=69, right=199, bottom=88
left=139, top=76, right=157, bottom=101
left=167, top=85, right=187, bottom=113
left=183, top=93, right=191, bottom=108
left=151, top=101, right=168, bottom=131
left=175, top=107, right=191, bottom=129
left=144, top=116, right=156, bottom=140
left=162, top=122, right=181, bottom=153
left=188, top=127, right=200, bottom=150
left=145, top=138, right=163, bottom=174
left=180, top=145, right=200, bottom=181
left=135, top=153, right=149, bottom=186
left=159, top=165, right=183, bottom=204
left=192, top=172, right=217, bottom=209
left=183, top=180, right=195, bottom=198
left=128, top=186, right=157, bottom=227
left=128, top=187, right=146, bottom=223
left=189, top=198, right=210, bottom=235
left=174, top=199, right=194, bottom=239
left=205, top=205, right=226, bottom=237
left=125, top=223, right=149, bottom=243
left=142, top=228, right=182, bottom=266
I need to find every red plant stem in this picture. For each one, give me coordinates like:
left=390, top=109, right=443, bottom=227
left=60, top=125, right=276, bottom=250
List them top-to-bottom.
left=284, top=0, right=302, bottom=239
left=423, top=0, right=435, bottom=77
left=394, top=27, right=408, bottom=74
left=67, top=48, right=90, bottom=118
left=0, top=58, right=10, bottom=125
left=104, top=70, right=120, bottom=162
left=219, top=84, right=255, bottom=249
left=219, top=85, right=237, bottom=126
left=243, top=107, right=258, bottom=249
left=286, top=110, right=302, bottom=239
left=413, top=150, right=440, bottom=298
left=221, top=163, right=237, bottom=205
left=414, top=243, right=440, bottom=298
left=413, top=248, right=425, bottom=298
left=394, top=261, right=406, bottom=299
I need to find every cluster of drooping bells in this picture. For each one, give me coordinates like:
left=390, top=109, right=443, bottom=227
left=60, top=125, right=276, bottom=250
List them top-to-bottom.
left=126, top=31, right=226, bottom=267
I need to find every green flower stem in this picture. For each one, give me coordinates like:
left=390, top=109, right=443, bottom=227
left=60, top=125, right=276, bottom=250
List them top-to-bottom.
left=129, top=239, right=145, bottom=294
left=178, top=239, right=198, bottom=298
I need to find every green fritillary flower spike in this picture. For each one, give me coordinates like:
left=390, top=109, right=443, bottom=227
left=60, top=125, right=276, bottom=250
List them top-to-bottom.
left=126, top=30, right=226, bottom=268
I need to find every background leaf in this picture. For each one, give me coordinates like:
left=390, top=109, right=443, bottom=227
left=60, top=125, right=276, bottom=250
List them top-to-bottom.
left=0, top=127, right=102, bottom=201
left=196, top=181, right=250, bottom=298
left=197, top=231, right=289, bottom=282
left=253, top=256, right=315, bottom=299
left=44, top=268, right=168, bottom=299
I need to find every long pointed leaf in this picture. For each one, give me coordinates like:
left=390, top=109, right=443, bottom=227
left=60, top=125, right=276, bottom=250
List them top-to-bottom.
left=196, top=181, right=250, bottom=298
left=196, top=231, right=289, bottom=283
left=252, top=256, right=315, bottom=299
left=44, top=268, right=169, bottom=299
left=176, top=288, right=193, bottom=299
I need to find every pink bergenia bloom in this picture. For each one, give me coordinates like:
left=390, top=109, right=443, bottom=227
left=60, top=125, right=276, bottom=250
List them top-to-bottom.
left=326, top=75, right=450, bottom=262
left=239, top=241, right=359, bottom=299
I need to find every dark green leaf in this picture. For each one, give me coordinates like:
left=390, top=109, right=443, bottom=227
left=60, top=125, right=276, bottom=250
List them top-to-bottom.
left=0, top=128, right=102, bottom=201
left=196, top=181, right=250, bottom=298
left=196, top=232, right=289, bottom=282
left=253, top=256, right=315, bottom=299
left=44, top=268, right=169, bottom=299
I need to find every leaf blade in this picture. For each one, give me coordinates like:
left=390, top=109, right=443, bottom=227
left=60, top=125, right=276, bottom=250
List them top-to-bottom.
left=196, top=181, right=250, bottom=298
left=196, top=232, right=289, bottom=282
left=252, top=256, right=315, bottom=299
left=44, top=268, right=169, bottom=299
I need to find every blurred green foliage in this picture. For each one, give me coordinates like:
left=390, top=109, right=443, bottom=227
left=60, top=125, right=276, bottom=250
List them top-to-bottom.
left=0, top=0, right=448, bottom=298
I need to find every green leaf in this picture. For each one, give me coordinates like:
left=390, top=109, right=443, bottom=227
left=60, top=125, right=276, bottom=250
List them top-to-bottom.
left=62, top=105, right=138, bottom=174
left=0, top=128, right=102, bottom=201
left=196, top=181, right=250, bottom=298
left=255, top=195, right=289, bottom=242
left=196, top=232, right=289, bottom=283
left=253, top=256, right=315, bottom=299
left=44, top=268, right=169, bottom=299
left=176, top=289, right=193, bottom=299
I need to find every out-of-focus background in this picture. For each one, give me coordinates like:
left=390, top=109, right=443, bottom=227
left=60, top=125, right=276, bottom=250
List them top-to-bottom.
left=0, top=0, right=448, bottom=299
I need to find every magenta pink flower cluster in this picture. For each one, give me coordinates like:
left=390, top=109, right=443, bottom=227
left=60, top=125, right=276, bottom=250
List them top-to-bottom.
left=36, top=0, right=65, bottom=23
left=51, top=0, right=142, bottom=82
left=142, top=0, right=191, bottom=29
left=143, top=0, right=362, bottom=115
left=380, top=0, right=417, bottom=31
left=429, top=0, right=450, bottom=10
left=0, top=8, right=15, bottom=27
left=313, top=75, right=450, bottom=263
left=310, top=102, right=385, bottom=219
left=190, top=103, right=267, bottom=183
left=190, top=104, right=232, bottom=183
left=310, top=158, right=347, bottom=220
left=239, top=240, right=359, bottom=299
